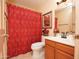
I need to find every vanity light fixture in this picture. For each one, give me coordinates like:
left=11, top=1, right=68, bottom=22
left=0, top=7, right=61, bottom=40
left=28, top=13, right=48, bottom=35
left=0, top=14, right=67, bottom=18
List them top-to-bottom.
left=57, top=0, right=67, bottom=5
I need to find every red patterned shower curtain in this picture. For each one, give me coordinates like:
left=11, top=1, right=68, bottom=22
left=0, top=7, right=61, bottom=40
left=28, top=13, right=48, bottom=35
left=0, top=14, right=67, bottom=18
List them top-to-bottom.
left=7, top=3, right=42, bottom=58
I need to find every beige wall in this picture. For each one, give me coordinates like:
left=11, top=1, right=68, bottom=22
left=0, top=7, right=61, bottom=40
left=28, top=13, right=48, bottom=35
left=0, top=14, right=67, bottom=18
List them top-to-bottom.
left=0, top=0, right=1, bottom=29
left=0, top=0, right=7, bottom=59
left=0, top=0, right=6, bottom=30
left=39, top=0, right=57, bottom=35
left=39, top=0, right=73, bottom=35
left=39, top=0, right=57, bottom=13
left=75, top=0, right=79, bottom=59
left=75, top=0, right=79, bottom=35
left=55, top=6, right=75, bottom=33
left=72, top=7, right=75, bottom=33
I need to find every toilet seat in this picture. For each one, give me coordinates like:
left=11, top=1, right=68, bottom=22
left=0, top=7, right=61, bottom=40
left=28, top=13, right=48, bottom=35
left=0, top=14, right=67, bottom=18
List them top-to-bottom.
left=31, top=42, right=45, bottom=49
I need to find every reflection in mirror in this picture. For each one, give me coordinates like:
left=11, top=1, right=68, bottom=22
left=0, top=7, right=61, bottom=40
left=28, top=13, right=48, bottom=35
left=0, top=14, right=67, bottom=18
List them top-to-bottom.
left=55, top=3, right=75, bottom=33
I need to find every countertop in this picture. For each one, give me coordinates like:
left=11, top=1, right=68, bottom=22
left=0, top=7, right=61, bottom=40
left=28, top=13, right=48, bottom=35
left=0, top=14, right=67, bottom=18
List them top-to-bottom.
left=42, top=36, right=75, bottom=47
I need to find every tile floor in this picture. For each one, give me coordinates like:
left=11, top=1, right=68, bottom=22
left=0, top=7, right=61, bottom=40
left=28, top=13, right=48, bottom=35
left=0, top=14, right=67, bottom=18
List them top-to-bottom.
left=10, top=51, right=44, bottom=59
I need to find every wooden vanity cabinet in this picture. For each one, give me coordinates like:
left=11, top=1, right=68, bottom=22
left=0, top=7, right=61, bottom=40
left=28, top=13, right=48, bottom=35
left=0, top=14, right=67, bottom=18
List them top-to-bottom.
left=45, top=39, right=74, bottom=59
left=45, top=40, right=55, bottom=59
left=45, top=45, right=55, bottom=59
left=55, top=49, right=74, bottom=59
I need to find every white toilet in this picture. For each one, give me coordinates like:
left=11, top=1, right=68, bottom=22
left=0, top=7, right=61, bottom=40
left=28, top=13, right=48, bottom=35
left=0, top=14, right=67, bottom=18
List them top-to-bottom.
left=31, top=36, right=45, bottom=58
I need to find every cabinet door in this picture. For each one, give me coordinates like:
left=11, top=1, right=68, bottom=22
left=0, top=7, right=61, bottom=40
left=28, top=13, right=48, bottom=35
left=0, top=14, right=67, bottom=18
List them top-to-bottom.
left=45, top=45, right=55, bottom=59
left=55, top=49, right=74, bottom=59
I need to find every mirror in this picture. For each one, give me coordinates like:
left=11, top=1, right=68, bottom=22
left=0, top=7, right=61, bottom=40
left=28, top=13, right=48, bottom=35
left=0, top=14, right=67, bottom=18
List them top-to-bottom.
left=55, top=3, right=75, bottom=33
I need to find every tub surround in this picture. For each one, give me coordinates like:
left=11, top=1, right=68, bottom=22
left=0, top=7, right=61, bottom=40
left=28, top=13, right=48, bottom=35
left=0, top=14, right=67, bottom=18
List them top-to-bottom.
left=42, top=36, right=75, bottom=47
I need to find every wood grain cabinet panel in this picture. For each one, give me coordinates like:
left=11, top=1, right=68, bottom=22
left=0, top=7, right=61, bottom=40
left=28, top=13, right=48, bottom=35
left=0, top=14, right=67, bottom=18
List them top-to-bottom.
left=45, top=39, right=55, bottom=47
left=56, top=43, right=74, bottom=56
left=45, top=45, right=55, bottom=59
left=55, top=49, right=74, bottom=59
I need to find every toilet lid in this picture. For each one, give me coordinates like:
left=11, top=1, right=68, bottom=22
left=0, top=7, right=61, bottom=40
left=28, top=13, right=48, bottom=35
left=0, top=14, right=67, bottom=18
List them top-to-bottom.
left=31, top=42, right=45, bottom=49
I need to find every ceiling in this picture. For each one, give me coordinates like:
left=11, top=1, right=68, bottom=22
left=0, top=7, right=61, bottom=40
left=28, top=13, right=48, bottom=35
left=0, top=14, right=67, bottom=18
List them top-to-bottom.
left=7, top=0, right=73, bottom=10
left=8, top=0, right=49, bottom=10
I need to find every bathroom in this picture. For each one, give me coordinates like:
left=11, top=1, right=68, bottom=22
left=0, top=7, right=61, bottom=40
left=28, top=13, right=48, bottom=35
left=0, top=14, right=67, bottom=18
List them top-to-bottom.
left=0, top=0, right=79, bottom=59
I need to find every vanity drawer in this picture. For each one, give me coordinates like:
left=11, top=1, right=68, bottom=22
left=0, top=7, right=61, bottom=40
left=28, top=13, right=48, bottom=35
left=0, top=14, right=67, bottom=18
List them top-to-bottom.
left=45, top=39, right=56, bottom=47
left=56, top=43, right=74, bottom=56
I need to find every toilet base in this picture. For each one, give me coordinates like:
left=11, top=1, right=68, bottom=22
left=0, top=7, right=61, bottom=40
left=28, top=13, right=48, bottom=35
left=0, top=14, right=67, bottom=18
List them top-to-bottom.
left=32, top=48, right=44, bottom=59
